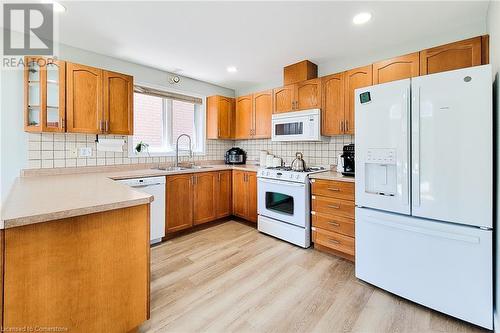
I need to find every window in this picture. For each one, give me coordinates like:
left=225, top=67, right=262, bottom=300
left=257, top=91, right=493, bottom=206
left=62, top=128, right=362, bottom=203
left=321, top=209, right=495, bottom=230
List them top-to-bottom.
left=131, top=89, right=204, bottom=156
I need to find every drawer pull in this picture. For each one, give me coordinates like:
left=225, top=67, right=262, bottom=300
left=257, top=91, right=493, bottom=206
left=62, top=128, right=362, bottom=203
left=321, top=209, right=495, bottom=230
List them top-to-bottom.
left=327, top=187, right=340, bottom=191
left=327, top=204, right=340, bottom=209
left=327, top=222, right=340, bottom=227
left=328, top=238, right=340, bottom=245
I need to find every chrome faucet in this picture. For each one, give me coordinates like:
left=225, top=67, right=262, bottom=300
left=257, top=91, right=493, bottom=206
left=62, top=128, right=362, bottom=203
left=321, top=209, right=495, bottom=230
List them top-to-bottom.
left=175, top=134, right=193, bottom=167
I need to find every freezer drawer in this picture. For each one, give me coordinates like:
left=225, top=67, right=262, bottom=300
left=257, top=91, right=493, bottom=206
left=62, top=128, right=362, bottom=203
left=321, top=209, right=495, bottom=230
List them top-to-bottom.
left=355, top=208, right=492, bottom=329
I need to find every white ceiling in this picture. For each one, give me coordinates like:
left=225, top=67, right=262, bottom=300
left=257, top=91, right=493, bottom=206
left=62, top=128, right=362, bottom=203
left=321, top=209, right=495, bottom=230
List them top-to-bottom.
left=55, top=1, right=489, bottom=91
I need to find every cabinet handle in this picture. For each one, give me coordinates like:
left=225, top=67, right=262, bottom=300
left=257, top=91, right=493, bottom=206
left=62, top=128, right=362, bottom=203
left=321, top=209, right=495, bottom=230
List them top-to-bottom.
left=60, top=117, right=65, bottom=130
left=105, top=120, right=109, bottom=133
left=345, top=120, right=349, bottom=132
left=218, top=128, right=221, bottom=137
left=218, top=173, right=221, bottom=182
left=191, top=175, right=195, bottom=185
left=327, top=187, right=340, bottom=191
left=327, top=204, right=340, bottom=209
left=327, top=222, right=340, bottom=227
left=328, top=238, right=340, bottom=245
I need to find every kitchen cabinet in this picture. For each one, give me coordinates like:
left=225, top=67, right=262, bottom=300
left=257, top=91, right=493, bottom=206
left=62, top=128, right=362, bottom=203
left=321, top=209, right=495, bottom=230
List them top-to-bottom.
left=420, top=36, right=483, bottom=75
left=373, top=52, right=420, bottom=84
left=24, top=57, right=66, bottom=132
left=284, top=60, right=318, bottom=85
left=66, top=62, right=103, bottom=133
left=66, top=62, right=134, bottom=134
left=344, top=65, right=372, bottom=135
left=103, top=70, right=134, bottom=135
left=321, top=72, right=345, bottom=136
left=273, top=78, right=321, bottom=113
left=295, top=78, right=322, bottom=110
left=273, top=85, right=295, bottom=113
left=234, top=90, right=273, bottom=139
left=252, top=90, right=273, bottom=138
left=235, top=94, right=253, bottom=139
left=206, top=95, right=234, bottom=139
left=216, top=170, right=233, bottom=218
left=232, top=170, right=257, bottom=223
left=193, top=172, right=217, bottom=225
left=166, top=174, right=193, bottom=233
left=311, top=179, right=355, bottom=261
left=3, top=205, right=150, bottom=331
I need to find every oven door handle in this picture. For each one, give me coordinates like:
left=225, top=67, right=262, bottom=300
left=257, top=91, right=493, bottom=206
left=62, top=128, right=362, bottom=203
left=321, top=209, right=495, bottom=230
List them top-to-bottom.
left=258, top=178, right=306, bottom=187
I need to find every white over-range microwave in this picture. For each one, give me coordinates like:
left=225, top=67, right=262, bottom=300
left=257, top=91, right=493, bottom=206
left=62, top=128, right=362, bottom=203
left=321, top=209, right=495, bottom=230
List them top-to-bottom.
left=271, top=109, right=321, bottom=142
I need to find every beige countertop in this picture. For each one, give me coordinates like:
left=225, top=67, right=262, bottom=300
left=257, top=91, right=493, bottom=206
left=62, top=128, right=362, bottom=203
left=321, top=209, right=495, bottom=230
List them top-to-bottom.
left=1, top=164, right=260, bottom=229
left=309, top=171, right=355, bottom=183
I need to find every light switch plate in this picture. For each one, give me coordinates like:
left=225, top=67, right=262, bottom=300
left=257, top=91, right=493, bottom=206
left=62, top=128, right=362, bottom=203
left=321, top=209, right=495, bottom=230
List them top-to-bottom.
left=78, top=147, right=92, bottom=157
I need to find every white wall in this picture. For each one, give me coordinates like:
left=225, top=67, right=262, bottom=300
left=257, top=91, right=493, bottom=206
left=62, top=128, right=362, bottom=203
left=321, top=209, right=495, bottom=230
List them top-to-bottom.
left=487, top=1, right=500, bottom=330
left=235, top=22, right=487, bottom=96
left=0, top=41, right=234, bottom=205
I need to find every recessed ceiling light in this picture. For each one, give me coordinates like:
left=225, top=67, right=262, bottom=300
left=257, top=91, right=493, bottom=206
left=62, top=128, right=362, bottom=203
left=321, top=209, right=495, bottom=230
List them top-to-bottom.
left=41, top=0, right=66, bottom=13
left=353, top=12, right=371, bottom=25
left=226, top=66, right=237, bottom=73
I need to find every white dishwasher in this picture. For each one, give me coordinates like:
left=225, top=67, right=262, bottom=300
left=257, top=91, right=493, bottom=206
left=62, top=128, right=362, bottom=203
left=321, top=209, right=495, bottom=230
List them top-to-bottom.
left=117, top=176, right=165, bottom=244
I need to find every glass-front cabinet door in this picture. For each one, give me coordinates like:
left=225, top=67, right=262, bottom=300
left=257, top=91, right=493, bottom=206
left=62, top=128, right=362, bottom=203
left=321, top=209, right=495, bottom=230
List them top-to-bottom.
left=24, top=57, right=66, bottom=132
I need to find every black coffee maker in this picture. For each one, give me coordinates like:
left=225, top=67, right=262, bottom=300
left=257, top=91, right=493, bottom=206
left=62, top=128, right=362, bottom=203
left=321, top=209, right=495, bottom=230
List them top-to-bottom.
left=340, top=144, right=355, bottom=176
left=225, top=147, right=247, bottom=165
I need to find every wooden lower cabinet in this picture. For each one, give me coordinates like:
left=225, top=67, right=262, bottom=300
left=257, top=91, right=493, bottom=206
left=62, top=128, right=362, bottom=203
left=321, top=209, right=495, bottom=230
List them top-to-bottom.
left=216, top=170, right=233, bottom=218
left=232, top=170, right=257, bottom=223
left=193, top=172, right=217, bottom=225
left=166, top=174, right=194, bottom=233
left=311, top=179, right=355, bottom=261
left=3, top=205, right=150, bottom=332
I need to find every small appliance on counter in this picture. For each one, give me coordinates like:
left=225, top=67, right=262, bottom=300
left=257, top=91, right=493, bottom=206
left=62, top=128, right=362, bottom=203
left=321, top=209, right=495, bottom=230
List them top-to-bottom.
left=340, top=144, right=355, bottom=176
left=225, top=147, right=247, bottom=165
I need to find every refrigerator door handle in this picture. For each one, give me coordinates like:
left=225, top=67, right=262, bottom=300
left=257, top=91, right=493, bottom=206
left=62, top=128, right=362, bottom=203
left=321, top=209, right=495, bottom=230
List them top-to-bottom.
left=412, top=85, right=421, bottom=207
left=401, top=87, right=410, bottom=206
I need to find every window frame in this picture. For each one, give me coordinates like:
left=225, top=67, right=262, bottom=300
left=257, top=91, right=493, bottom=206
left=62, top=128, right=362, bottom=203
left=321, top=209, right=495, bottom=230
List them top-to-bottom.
left=128, top=83, right=206, bottom=158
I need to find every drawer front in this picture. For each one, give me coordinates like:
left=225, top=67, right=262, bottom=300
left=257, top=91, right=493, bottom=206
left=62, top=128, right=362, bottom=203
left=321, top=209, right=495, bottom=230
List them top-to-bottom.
left=311, top=179, right=354, bottom=200
left=312, top=195, right=355, bottom=219
left=312, top=212, right=354, bottom=237
left=313, top=228, right=355, bottom=256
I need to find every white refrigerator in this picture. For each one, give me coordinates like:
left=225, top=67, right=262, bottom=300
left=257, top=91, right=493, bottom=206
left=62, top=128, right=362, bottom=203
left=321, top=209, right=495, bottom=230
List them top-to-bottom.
left=354, top=65, right=493, bottom=329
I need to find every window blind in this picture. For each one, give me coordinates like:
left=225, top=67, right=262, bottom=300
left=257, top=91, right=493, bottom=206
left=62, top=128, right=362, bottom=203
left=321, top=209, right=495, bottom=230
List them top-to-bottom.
left=134, top=85, right=203, bottom=105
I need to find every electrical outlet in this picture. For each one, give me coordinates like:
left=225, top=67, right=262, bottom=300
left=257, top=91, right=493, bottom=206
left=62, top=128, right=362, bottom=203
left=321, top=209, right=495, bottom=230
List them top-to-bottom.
left=78, top=147, right=92, bottom=157
left=69, top=148, right=78, bottom=158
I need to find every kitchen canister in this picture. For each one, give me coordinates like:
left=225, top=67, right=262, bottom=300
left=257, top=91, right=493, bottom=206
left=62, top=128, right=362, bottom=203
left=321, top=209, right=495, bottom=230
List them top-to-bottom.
left=265, top=154, right=275, bottom=168
left=272, top=157, right=283, bottom=167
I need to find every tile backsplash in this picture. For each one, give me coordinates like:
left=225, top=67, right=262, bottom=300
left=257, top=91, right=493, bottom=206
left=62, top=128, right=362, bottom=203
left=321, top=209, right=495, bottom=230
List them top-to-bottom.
left=26, top=133, right=353, bottom=170
left=26, top=133, right=233, bottom=169
left=234, top=135, right=354, bottom=168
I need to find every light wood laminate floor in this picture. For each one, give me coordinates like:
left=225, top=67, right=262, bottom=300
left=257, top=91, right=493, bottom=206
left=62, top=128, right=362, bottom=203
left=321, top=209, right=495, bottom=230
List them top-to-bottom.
left=139, top=221, right=488, bottom=333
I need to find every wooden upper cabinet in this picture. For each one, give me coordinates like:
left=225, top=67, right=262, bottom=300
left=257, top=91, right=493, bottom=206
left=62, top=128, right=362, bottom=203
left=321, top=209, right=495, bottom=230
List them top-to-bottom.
left=420, top=37, right=482, bottom=75
left=373, top=53, right=420, bottom=84
left=24, top=57, right=66, bottom=133
left=283, top=60, right=318, bottom=85
left=66, top=63, right=103, bottom=133
left=345, top=65, right=372, bottom=135
left=103, top=70, right=133, bottom=135
left=321, top=72, right=345, bottom=136
left=295, top=78, right=321, bottom=110
left=273, top=85, right=295, bottom=113
left=252, top=90, right=273, bottom=138
left=206, top=95, right=234, bottom=139
left=235, top=95, right=253, bottom=139
left=216, top=171, right=232, bottom=218
left=193, top=172, right=217, bottom=225
left=166, top=174, right=193, bottom=233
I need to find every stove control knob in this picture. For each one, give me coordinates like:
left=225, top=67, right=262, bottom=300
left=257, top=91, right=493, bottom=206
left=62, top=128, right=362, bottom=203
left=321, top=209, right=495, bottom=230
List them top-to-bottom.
left=266, top=171, right=270, bottom=176
left=289, top=174, right=293, bottom=179
left=295, top=174, right=300, bottom=179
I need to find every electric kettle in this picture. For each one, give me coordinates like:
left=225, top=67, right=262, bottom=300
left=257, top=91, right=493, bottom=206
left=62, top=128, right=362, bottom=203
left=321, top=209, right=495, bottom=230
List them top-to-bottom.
left=291, top=152, right=306, bottom=172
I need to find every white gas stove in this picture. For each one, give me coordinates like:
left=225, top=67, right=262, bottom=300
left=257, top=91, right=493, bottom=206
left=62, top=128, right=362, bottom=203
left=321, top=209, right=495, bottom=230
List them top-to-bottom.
left=257, top=166, right=326, bottom=248
left=258, top=166, right=326, bottom=183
